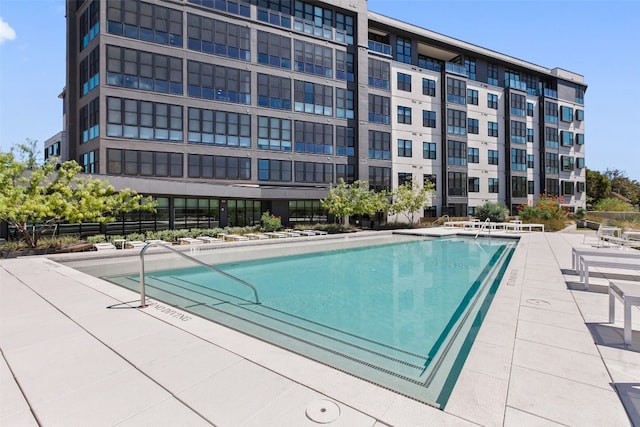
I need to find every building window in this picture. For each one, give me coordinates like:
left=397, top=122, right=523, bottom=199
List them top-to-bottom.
left=80, top=0, right=100, bottom=50
left=188, top=0, right=250, bottom=17
left=256, top=0, right=292, bottom=28
left=335, top=11, right=355, bottom=45
left=186, top=14, right=249, bottom=60
left=257, top=31, right=291, bottom=69
left=396, top=37, right=412, bottom=64
left=294, top=39, right=332, bottom=77
left=107, top=45, right=183, bottom=95
left=80, top=46, right=100, bottom=97
left=336, top=51, right=354, bottom=81
left=419, top=55, right=442, bottom=71
left=368, top=58, right=390, bottom=89
left=465, top=58, right=476, bottom=81
left=187, top=60, right=250, bottom=103
left=487, top=63, right=498, bottom=86
left=397, top=72, right=412, bottom=91
left=257, top=73, right=291, bottom=110
left=447, top=77, right=466, bottom=104
left=422, top=78, right=436, bottom=96
left=294, top=80, right=333, bottom=116
left=575, top=85, right=585, bottom=105
left=335, top=88, right=354, bottom=119
left=467, top=89, right=478, bottom=105
left=487, top=93, right=498, bottom=110
left=510, top=93, right=526, bottom=116
left=368, top=94, right=391, bottom=124
left=107, top=97, right=183, bottom=142
left=80, top=98, right=100, bottom=143
left=544, top=101, right=559, bottom=123
left=526, top=102, right=534, bottom=117
left=397, top=106, right=412, bottom=124
left=560, top=106, right=574, bottom=122
left=188, top=108, right=250, bottom=147
left=447, top=109, right=467, bottom=135
left=576, top=109, right=585, bottom=121
left=422, top=110, right=436, bottom=128
left=258, top=116, right=292, bottom=151
left=467, top=118, right=479, bottom=134
left=294, top=120, right=333, bottom=154
left=511, top=120, right=526, bottom=144
left=488, top=121, right=499, bottom=137
left=336, top=126, right=355, bottom=157
left=545, top=127, right=559, bottom=148
left=527, top=128, right=534, bottom=143
left=368, top=130, right=391, bottom=160
left=561, top=131, right=574, bottom=147
left=576, top=133, right=585, bottom=145
left=398, top=139, right=412, bottom=157
left=447, top=140, right=467, bottom=166
left=423, top=142, right=436, bottom=159
left=468, top=147, right=479, bottom=163
left=511, top=148, right=527, bottom=171
left=107, top=149, right=182, bottom=177
left=488, top=149, right=499, bottom=165
left=80, top=150, right=97, bottom=173
left=545, top=152, right=559, bottom=174
left=188, top=154, right=250, bottom=180
left=527, top=154, right=535, bottom=169
left=562, top=156, right=574, bottom=172
left=576, top=157, right=585, bottom=169
left=258, top=158, right=292, bottom=181
left=295, top=161, right=333, bottom=183
left=336, top=164, right=355, bottom=183
left=369, top=166, right=391, bottom=192
left=398, top=172, right=412, bottom=186
left=448, top=172, right=467, bottom=196
left=512, top=176, right=527, bottom=198
left=468, top=177, right=479, bottom=192
left=488, top=178, right=499, bottom=193
left=545, top=179, right=559, bottom=196
left=528, top=180, right=535, bottom=195
left=562, top=181, right=575, bottom=196
left=577, top=181, right=585, bottom=193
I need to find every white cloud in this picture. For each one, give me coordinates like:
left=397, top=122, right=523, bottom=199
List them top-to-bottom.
left=0, top=17, right=17, bottom=44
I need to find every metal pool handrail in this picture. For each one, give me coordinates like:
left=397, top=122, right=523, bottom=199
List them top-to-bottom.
left=474, top=218, right=492, bottom=240
left=138, top=242, right=260, bottom=307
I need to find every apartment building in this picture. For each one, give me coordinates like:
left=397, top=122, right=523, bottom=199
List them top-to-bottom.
left=65, top=0, right=586, bottom=229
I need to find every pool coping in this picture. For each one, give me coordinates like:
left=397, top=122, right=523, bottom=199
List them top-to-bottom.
left=1, top=229, right=634, bottom=426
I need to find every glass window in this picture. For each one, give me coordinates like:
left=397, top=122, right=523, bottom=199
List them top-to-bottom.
left=257, top=30, right=291, bottom=69
left=396, top=37, right=411, bottom=64
left=294, top=39, right=333, bottom=77
left=368, top=58, right=390, bottom=90
left=397, top=72, right=411, bottom=92
left=257, top=73, right=292, bottom=110
left=447, top=77, right=466, bottom=104
left=422, top=78, right=436, bottom=96
left=467, top=89, right=478, bottom=105
left=487, top=93, right=498, bottom=109
left=368, top=94, right=390, bottom=125
left=526, top=102, right=534, bottom=117
left=397, top=106, right=412, bottom=124
left=560, top=106, right=573, bottom=122
left=447, top=109, right=466, bottom=135
left=422, top=110, right=436, bottom=128
left=257, top=116, right=292, bottom=151
left=467, top=118, right=479, bottom=134
left=294, top=120, right=333, bottom=154
left=488, top=121, right=498, bottom=137
left=368, top=130, right=391, bottom=160
left=561, top=131, right=574, bottom=147
left=398, top=139, right=412, bottom=157
left=447, top=140, right=467, bottom=166
left=423, top=142, right=436, bottom=160
left=468, top=147, right=479, bottom=163
left=488, top=150, right=499, bottom=165
left=448, top=172, right=467, bottom=196
left=468, top=177, right=479, bottom=192
left=488, top=178, right=499, bottom=193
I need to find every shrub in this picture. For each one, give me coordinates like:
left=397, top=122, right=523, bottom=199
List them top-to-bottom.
left=519, top=195, right=566, bottom=221
left=594, top=197, right=634, bottom=212
left=475, top=202, right=508, bottom=223
left=261, top=211, right=282, bottom=232
left=87, top=235, right=107, bottom=243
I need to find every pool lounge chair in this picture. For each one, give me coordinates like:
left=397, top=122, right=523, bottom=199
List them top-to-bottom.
left=264, top=232, right=288, bottom=238
left=245, top=233, right=269, bottom=240
left=224, top=234, right=249, bottom=241
left=197, top=236, right=223, bottom=243
left=178, top=237, right=204, bottom=245
left=125, top=240, right=147, bottom=249
left=93, top=243, right=117, bottom=251
left=571, top=247, right=640, bottom=271
left=577, top=255, right=640, bottom=290
left=609, top=280, right=640, bottom=344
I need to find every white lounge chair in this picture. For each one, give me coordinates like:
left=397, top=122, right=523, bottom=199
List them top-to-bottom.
left=264, top=232, right=288, bottom=238
left=245, top=233, right=269, bottom=240
left=197, top=236, right=223, bottom=243
left=178, top=237, right=204, bottom=245
left=125, top=240, right=147, bottom=249
left=94, top=242, right=116, bottom=251
left=571, top=247, right=640, bottom=271
left=577, top=255, right=640, bottom=290
left=609, top=280, right=640, bottom=344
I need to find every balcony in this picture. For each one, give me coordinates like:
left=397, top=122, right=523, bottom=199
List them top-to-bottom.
left=293, top=17, right=348, bottom=44
left=368, top=40, right=391, bottom=56
left=445, top=62, right=468, bottom=77
left=505, top=79, right=527, bottom=91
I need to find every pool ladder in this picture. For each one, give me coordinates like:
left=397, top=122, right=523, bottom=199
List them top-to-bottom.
left=474, top=218, right=492, bottom=240
left=138, top=242, right=261, bottom=307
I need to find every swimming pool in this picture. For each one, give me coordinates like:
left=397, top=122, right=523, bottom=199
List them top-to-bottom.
left=104, top=234, right=515, bottom=407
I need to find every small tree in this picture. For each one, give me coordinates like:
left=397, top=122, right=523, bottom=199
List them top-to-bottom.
left=0, top=149, right=156, bottom=248
left=389, top=177, right=434, bottom=223
left=322, top=179, right=389, bottom=225
left=475, top=201, right=508, bottom=223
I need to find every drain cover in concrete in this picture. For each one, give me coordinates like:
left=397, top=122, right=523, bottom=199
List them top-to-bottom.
left=305, top=399, right=340, bottom=423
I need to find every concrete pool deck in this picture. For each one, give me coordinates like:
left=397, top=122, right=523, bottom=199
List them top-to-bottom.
left=1, top=229, right=638, bottom=426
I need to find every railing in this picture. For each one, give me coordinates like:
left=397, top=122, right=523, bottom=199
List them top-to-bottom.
left=368, top=40, right=391, bottom=56
left=445, top=62, right=468, bottom=77
left=475, top=218, right=492, bottom=239
left=138, top=242, right=260, bottom=307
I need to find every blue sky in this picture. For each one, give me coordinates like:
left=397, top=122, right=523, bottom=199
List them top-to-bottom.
left=0, top=0, right=638, bottom=181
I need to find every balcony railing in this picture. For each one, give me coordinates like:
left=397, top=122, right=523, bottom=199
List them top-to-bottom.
left=293, top=17, right=348, bottom=44
left=368, top=40, right=391, bottom=56
left=445, top=62, right=468, bottom=77
left=505, top=79, right=527, bottom=91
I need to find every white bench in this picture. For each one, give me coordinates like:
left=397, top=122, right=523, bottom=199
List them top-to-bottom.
left=572, top=247, right=640, bottom=271
left=578, top=256, right=640, bottom=290
left=609, top=281, right=640, bottom=344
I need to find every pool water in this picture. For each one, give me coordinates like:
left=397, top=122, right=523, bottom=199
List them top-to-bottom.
left=105, top=235, right=515, bottom=407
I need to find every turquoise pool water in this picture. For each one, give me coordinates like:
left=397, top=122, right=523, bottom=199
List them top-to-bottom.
left=105, top=235, right=515, bottom=407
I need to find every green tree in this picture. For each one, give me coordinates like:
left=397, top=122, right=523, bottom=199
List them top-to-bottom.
left=0, top=148, right=156, bottom=248
left=585, top=168, right=611, bottom=207
left=605, top=169, right=640, bottom=205
left=389, top=177, right=434, bottom=223
left=322, top=179, right=389, bottom=225
left=594, top=197, right=633, bottom=212
left=475, top=201, right=508, bottom=223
